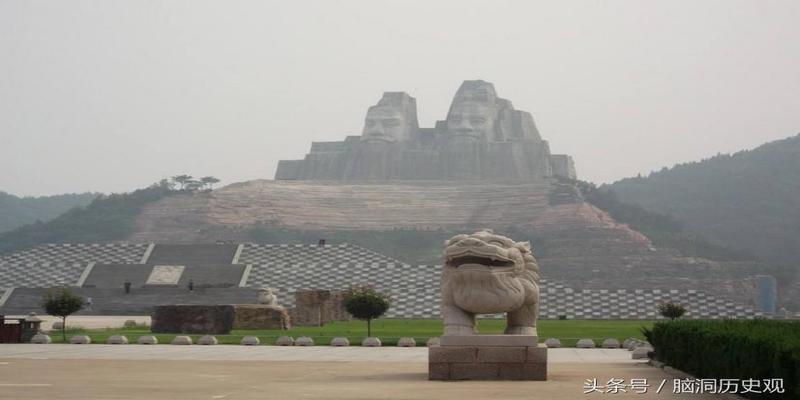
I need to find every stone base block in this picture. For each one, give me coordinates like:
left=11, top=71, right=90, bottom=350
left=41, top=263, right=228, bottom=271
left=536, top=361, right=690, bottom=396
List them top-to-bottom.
left=232, top=304, right=291, bottom=330
left=152, top=305, right=234, bottom=334
left=429, top=344, right=547, bottom=381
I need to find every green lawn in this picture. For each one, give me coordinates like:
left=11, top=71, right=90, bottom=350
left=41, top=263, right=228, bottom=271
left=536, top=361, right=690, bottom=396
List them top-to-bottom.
left=53, top=319, right=654, bottom=346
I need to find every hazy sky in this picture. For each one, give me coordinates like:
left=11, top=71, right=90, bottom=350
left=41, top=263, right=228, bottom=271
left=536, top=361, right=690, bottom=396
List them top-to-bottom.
left=1, top=1, right=798, bottom=196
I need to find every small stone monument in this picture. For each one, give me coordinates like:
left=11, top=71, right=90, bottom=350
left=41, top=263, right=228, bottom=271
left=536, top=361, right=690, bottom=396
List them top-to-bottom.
left=429, top=230, right=547, bottom=381
left=257, top=287, right=278, bottom=306
left=30, top=334, right=52, bottom=344
left=69, top=335, right=91, bottom=344
left=107, top=335, right=129, bottom=345
left=137, top=335, right=158, bottom=345
left=171, top=335, right=193, bottom=345
left=198, top=335, right=218, bottom=345
left=240, top=336, right=260, bottom=346
left=275, top=336, right=295, bottom=346
left=295, top=336, right=314, bottom=346
left=361, top=337, right=381, bottom=347
left=397, top=337, right=416, bottom=347
left=544, top=338, right=562, bottom=348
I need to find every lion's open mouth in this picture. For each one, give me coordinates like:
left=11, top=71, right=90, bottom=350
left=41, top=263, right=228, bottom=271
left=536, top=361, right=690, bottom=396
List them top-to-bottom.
left=447, top=254, right=514, bottom=269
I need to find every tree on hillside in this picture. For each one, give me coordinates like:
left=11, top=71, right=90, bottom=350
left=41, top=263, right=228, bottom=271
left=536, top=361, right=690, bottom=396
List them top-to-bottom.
left=171, top=175, right=193, bottom=190
left=200, top=176, right=220, bottom=190
left=184, top=180, right=204, bottom=192
left=343, top=285, right=391, bottom=338
left=41, top=287, right=84, bottom=342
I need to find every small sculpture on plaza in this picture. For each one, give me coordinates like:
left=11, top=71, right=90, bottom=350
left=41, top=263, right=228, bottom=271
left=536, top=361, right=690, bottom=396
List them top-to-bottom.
left=257, top=287, right=278, bottom=306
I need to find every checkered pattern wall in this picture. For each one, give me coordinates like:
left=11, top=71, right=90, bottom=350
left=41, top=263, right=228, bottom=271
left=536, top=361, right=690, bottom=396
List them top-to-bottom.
left=0, top=243, right=148, bottom=265
left=237, top=244, right=401, bottom=265
left=0, top=262, right=86, bottom=291
left=246, top=263, right=763, bottom=319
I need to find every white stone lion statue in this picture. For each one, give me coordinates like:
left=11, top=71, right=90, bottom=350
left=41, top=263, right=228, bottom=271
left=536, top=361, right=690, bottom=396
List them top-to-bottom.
left=441, top=230, right=540, bottom=336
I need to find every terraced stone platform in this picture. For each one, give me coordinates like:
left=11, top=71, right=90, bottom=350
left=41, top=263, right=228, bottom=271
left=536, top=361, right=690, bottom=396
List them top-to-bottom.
left=0, top=241, right=766, bottom=319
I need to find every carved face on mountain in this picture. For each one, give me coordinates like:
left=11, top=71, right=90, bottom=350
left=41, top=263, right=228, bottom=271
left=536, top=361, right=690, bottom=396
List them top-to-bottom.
left=445, top=80, right=501, bottom=142
left=360, top=92, right=419, bottom=144
left=446, top=102, right=494, bottom=141
left=361, top=106, right=408, bottom=143
left=442, top=230, right=539, bottom=315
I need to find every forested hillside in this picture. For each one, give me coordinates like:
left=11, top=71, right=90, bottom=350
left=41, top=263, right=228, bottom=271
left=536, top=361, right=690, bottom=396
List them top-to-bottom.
left=608, top=134, right=800, bottom=267
left=0, top=182, right=178, bottom=254
left=0, top=191, right=98, bottom=233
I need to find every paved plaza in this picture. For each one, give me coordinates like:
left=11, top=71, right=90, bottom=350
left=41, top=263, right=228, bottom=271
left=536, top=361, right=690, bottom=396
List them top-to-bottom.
left=0, top=345, right=720, bottom=399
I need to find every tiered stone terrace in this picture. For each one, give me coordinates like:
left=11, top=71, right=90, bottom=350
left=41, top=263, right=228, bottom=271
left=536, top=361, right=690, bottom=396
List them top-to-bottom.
left=0, top=241, right=765, bottom=319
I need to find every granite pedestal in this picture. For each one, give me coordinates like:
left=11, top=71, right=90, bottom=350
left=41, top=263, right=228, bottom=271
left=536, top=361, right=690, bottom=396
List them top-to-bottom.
left=428, top=335, right=547, bottom=381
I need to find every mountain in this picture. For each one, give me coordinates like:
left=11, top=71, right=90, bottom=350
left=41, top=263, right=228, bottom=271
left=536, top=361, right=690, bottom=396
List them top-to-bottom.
left=607, top=134, right=800, bottom=267
left=0, top=183, right=177, bottom=254
left=0, top=191, right=98, bottom=233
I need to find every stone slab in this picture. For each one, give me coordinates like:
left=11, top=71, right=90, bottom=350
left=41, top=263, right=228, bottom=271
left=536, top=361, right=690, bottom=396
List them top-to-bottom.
left=146, top=265, right=185, bottom=285
left=232, top=304, right=290, bottom=330
left=151, top=305, right=235, bottom=334
left=440, top=335, right=538, bottom=347
left=429, top=344, right=547, bottom=381
left=526, top=344, right=548, bottom=363
left=428, top=346, right=477, bottom=363
left=476, top=346, right=526, bottom=363
left=450, top=363, right=499, bottom=380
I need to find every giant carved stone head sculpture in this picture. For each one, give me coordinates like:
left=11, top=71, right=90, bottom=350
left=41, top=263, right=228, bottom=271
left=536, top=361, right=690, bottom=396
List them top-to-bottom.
left=445, top=80, right=542, bottom=143
left=446, top=80, right=505, bottom=142
left=361, top=92, right=419, bottom=144
left=441, top=230, right=540, bottom=336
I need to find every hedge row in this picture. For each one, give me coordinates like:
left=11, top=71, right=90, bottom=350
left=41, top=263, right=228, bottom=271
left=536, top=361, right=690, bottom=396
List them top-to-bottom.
left=644, top=320, right=800, bottom=399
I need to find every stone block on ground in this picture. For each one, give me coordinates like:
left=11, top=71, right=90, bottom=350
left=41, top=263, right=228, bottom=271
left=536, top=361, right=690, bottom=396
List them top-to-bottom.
left=290, top=289, right=350, bottom=326
left=232, top=304, right=291, bottom=330
left=151, top=305, right=235, bottom=334
left=123, top=320, right=138, bottom=328
left=51, top=321, right=63, bottom=330
left=30, top=334, right=51, bottom=344
left=69, top=335, right=91, bottom=344
left=107, top=335, right=129, bottom=345
left=137, top=335, right=158, bottom=345
left=171, top=335, right=193, bottom=345
left=198, top=335, right=218, bottom=345
left=440, top=335, right=537, bottom=347
left=240, top=336, right=260, bottom=346
left=275, top=336, right=294, bottom=346
left=295, top=336, right=314, bottom=346
left=330, top=337, right=350, bottom=347
left=361, top=337, right=381, bottom=347
left=397, top=337, right=416, bottom=347
left=426, top=337, right=440, bottom=347
left=544, top=338, right=561, bottom=348
left=576, top=338, right=596, bottom=348
left=602, top=338, right=621, bottom=348
left=622, top=338, right=633, bottom=350
left=429, top=344, right=547, bottom=381
left=429, top=346, right=478, bottom=363
left=632, top=346, right=654, bottom=359
left=477, top=347, right=526, bottom=363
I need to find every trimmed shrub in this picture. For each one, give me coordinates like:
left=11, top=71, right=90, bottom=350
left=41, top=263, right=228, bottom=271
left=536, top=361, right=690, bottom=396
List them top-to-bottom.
left=644, top=320, right=800, bottom=399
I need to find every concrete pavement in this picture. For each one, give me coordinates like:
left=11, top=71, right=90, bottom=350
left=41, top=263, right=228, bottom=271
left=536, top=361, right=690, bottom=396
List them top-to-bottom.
left=0, top=344, right=640, bottom=363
